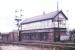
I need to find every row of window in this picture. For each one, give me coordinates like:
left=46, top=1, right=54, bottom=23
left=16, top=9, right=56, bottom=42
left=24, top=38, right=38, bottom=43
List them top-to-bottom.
left=22, top=20, right=66, bottom=30
left=22, top=20, right=53, bottom=30
left=21, top=33, right=48, bottom=41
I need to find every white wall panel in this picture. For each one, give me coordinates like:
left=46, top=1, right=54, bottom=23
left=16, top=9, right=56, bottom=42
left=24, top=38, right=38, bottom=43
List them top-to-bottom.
left=22, top=20, right=53, bottom=30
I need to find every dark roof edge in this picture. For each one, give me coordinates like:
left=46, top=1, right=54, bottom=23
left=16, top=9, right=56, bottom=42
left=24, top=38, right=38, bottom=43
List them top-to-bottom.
left=53, top=10, right=68, bottom=20
left=60, top=11, right=68, bottom=20
left=21, top=18, right=53, bottom=25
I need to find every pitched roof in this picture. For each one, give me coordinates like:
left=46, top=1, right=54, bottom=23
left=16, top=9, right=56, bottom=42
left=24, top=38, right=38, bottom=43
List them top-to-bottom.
left=21, top=10, right=68, bottom=24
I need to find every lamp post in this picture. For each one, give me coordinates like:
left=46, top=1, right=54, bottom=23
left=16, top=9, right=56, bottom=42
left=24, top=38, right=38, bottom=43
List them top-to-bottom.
left=15, top=9, right=24, bottom=41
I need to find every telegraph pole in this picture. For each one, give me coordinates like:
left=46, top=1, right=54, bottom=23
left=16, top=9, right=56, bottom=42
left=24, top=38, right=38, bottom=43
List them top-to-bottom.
left=54, top=0, right=60, bottom=42
left=57, top=0, right=61, bottom=41
left=57, top=0, right=60, bottom=41
left=15, top=9, right=24, bottom=41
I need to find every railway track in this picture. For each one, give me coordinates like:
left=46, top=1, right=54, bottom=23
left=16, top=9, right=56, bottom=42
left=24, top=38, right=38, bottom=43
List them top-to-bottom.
left=0, top=41, right=75, bottom=48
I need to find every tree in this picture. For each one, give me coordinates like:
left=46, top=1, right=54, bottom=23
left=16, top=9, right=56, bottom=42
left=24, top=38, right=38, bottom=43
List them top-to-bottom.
left=70, top=29, right=75, bottom=42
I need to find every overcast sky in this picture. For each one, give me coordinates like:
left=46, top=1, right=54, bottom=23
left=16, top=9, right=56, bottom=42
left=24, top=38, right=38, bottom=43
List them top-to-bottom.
left=0, top=0, right=75, bottom=32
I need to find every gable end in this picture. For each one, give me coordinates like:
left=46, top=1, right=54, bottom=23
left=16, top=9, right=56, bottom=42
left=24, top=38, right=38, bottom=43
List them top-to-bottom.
left=53, top=11, right=68, bottom=20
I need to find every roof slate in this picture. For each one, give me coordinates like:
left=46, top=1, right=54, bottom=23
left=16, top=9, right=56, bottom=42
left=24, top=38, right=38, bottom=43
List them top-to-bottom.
left=21, top=10, right=67, bottom=24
